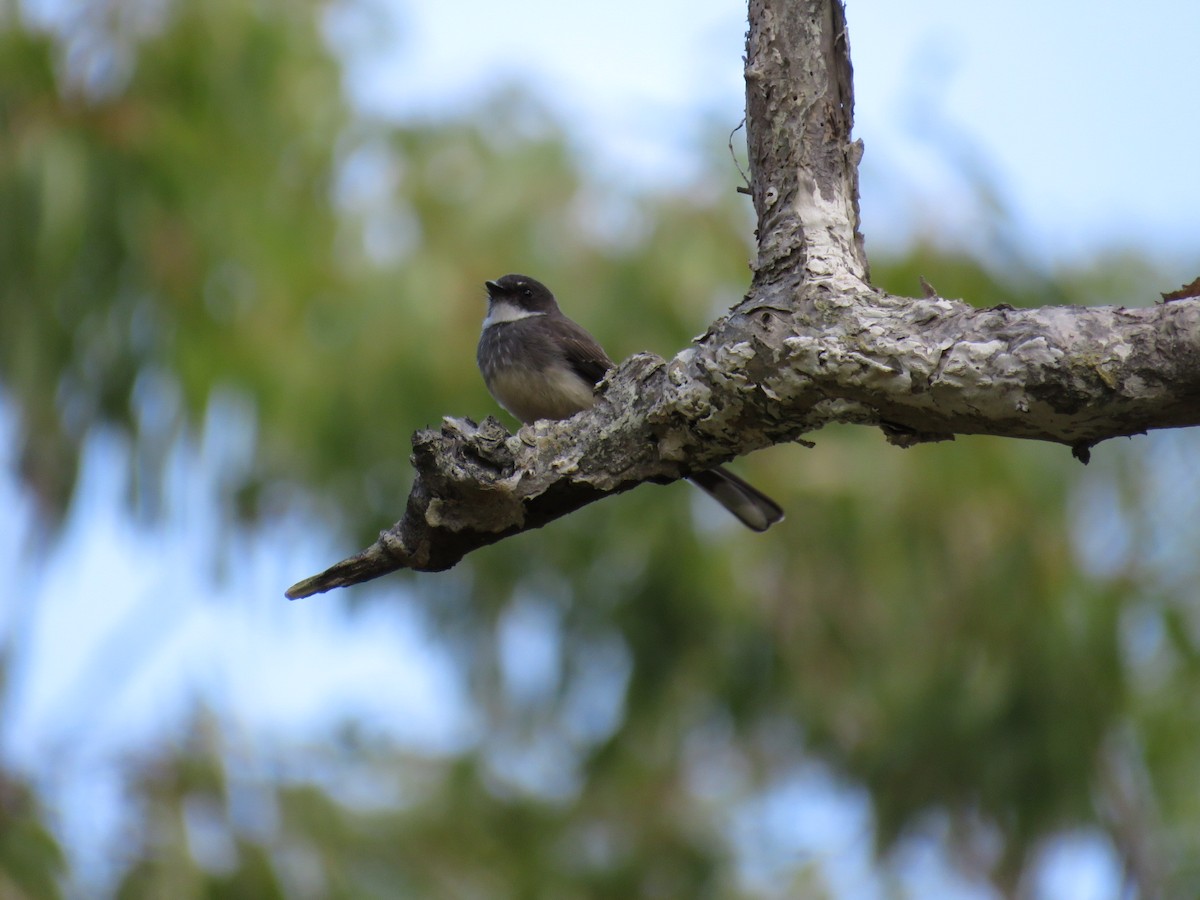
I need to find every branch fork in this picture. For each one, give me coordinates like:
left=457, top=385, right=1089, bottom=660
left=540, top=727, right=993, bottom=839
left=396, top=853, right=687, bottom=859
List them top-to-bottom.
left=286, top=0, right=1200, bottom=598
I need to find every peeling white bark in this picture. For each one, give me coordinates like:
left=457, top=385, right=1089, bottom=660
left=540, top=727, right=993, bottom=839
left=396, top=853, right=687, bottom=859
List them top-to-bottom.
left=285, top=0, right=1200, bottom=599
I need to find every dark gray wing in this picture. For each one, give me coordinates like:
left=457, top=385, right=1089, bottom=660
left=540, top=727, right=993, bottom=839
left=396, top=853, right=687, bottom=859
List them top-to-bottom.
left=552, top=315, right=613, bottom=386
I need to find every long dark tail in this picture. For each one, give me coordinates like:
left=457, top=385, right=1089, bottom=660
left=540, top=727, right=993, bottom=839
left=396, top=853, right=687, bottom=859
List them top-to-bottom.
left=687, top=466, right=784, bottom=532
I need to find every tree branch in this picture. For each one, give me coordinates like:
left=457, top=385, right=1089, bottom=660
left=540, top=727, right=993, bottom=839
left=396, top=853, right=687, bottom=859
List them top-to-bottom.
left=285, top=0, right=1200, bottom=598
left=745, top=0, right=867, bottom=286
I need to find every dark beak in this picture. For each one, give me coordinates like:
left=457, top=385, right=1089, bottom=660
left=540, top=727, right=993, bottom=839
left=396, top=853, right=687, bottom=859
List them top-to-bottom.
left=484, top=280, right=501, bottom=294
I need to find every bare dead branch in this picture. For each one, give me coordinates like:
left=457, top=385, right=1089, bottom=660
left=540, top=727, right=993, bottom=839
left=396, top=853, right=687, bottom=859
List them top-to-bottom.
left=285, top=0, right=1200, bottom=598
left=744, top=0, right=867, bottom=285
left=287, top=284, right=1200, bottom=597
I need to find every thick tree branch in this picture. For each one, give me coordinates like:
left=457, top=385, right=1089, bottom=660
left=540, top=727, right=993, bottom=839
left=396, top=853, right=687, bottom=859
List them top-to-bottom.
left=285, top=0, right=1200, bottom=598
left=745, top=0, right=867, bottom=286
left=288, top=287, right=1200, bottom=598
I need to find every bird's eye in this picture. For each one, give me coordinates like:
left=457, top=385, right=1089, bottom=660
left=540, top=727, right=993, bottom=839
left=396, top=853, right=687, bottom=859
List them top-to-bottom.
left=523, top=288, right=533, bottom=297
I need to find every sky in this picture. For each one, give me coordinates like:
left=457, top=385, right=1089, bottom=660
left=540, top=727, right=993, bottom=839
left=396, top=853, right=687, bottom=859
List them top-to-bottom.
left=4, top=0, right=1195, bottom=894
left=330, top=0, right=1200, bottom=272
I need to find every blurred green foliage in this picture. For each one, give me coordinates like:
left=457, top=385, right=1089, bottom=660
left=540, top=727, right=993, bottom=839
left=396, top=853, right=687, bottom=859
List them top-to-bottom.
left=2, top=0, right=1198, bottom=897
left=0, top=772, right=64, bottom=899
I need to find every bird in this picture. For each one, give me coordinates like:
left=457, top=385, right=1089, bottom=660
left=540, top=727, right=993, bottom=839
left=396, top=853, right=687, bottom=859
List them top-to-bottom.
left=476, top=274, right=783, bottom=531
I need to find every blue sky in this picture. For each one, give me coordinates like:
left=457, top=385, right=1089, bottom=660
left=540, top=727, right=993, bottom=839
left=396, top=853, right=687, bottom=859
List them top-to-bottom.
left=331, top=0, right=1200, bottom=270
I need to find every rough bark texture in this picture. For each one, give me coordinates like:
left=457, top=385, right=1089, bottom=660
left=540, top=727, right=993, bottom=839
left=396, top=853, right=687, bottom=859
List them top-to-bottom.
left=286, top=0, right=1200, bottom=599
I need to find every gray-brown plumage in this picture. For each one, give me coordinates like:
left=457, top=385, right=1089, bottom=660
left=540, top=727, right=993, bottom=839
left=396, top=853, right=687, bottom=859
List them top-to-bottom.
left=477, top=274, right=783, bottom=531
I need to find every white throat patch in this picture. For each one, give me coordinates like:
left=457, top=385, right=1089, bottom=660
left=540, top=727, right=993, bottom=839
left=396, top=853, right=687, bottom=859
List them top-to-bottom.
left=483, top=301, right=547, bottom=330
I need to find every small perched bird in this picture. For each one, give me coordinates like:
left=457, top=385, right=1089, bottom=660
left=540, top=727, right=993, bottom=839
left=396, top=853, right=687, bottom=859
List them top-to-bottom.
left=477, top=274, right=783, bottom=531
